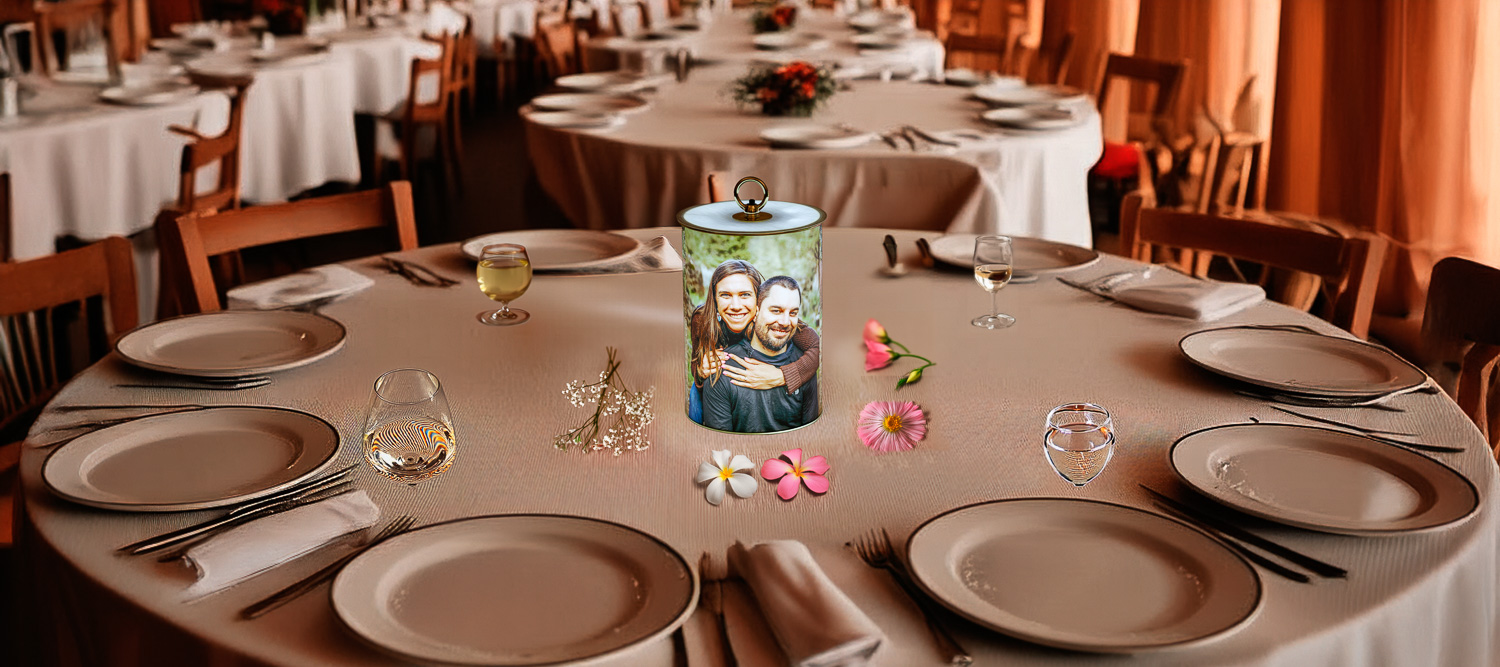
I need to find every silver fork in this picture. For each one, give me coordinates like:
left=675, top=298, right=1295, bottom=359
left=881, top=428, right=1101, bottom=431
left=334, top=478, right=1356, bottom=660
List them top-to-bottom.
left=240, top=515, right=416, bottom=620
left=851, top=529, right=972, bottom=666
left=698, top=553, right=738, bottom=667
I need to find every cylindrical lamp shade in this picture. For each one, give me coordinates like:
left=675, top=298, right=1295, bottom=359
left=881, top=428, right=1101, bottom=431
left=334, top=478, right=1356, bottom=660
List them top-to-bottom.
left=679, top=177, right=824, bottom=434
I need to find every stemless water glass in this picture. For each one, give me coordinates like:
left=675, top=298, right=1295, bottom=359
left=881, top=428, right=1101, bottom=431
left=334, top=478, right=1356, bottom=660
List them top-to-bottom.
left=972, top=235, right=1016, bottom=329
left=476, top=243, right=532, bottom=325
left=363, top=369, right=458, bottom=484
left=1043, top=403, right=1115, bottom=487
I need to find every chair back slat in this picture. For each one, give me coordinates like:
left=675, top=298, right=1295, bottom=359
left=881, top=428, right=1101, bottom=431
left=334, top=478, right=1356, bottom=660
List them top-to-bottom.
left=1, top=172, right=10, bottom=262
left=158, top=182, right=419, bottom=313
left=1121, top=193, right=1386, bottom=338
left=0, top=236, right=138, bottom=431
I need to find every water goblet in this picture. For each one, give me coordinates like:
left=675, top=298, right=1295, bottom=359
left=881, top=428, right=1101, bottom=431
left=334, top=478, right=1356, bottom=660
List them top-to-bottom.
left=972, top=235, right=1015, bottom=329
left=476, top=243, right=531, bottom=325
left=363, top=369, right=457, bottom=484
left=1043, top=403, right=1115, bottom=487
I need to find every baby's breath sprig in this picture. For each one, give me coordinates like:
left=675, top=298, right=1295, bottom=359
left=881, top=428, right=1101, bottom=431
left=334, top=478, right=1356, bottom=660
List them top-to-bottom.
left=554, top=348, right=656, bottom=456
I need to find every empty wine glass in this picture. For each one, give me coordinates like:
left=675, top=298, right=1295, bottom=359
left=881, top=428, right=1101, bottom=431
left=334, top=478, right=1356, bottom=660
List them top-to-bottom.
left=972, top=235, right=1015, bottom=329
left=476, top=243, right=531, bottom=325
left=363, top=369, right=457, bottom=484
left=1044, top=403, right=1115, bottom=487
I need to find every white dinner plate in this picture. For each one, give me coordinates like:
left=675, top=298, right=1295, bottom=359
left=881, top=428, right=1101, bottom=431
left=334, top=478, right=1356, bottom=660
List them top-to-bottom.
left=846, top=9, right=913, bottom=32
left=752, top=32, right=829, bottom=51
left=943, top=69, right=1023, bottom=88
left=553, top=71, right=657, bottom=93
left=98, top=81, right=200, bottom=106
left=974, top=83, right=1087, bottom=107
left=530, top=93, right=651, bottom=114
left=980, top=105, right=1081, bottom=130
left=525, top=110, right=624, bottom=130
left=760, top=124, right=878, bottom=149
left=460, top=229, right=641, bottom=268
left=928, top=234, right=1101, bottom=273
left=115, top=310, right=347, bottom=378
left=1178, top=327, right=1427, bottom=398
left=42, top=407, right=339, bottom=511
left=1172, top=423, right=1479, bottom=535
left=907, top=498, right=1262, bottom=652
left=332, top=515, right=697, bottom=666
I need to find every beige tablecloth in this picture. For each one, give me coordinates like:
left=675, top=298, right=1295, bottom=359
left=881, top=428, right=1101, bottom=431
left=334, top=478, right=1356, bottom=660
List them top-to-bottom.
left=18, top=228, right=1500, bottom=666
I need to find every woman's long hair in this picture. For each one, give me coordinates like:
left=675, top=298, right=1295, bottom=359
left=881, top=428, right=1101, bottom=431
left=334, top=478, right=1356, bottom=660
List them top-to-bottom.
left=690, top=259, right=763, bottom=385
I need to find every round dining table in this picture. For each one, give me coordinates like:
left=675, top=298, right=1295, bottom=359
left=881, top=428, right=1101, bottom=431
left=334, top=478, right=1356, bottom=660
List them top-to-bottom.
left=527, top=11, right=1102, bottom=247
left=17, top=228, right=1500, bottom=666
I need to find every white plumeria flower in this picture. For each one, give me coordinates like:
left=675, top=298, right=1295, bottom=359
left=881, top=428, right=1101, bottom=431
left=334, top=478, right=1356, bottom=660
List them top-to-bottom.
left=695, top=450, right=757, bottom=505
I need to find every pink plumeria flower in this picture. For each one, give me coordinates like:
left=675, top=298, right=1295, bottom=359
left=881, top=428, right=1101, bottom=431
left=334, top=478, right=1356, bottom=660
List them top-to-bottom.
left=863, top=319, right=890, bottom=344
left=865, top=339, right=898, bottom=371
left=857, top=401, right=927, bottom=452
left=761, top=448, right=830, bottom=500
left=695, top=450, right=757, bottom=506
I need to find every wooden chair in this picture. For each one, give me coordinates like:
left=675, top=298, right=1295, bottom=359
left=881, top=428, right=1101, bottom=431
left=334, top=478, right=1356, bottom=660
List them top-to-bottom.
left=33, top=0, right=122, bottom=80
left=610, top=0, right=649, bottom=36
left=534, top=15, right=581, bottom=80
left=449, top=16, right=478, bottom=114
left=944, top=33, right=1006, bottom=72
left=377, top=37, right=460, bottom=188
left=1092, top=53, right=1189, bottom=182
left=169, top=72, right=255, bottom=216
left=706, top=171, right=726, bottom=202
left=0, top=173, right=10, bottom=263
left=156, top=182, right=419, bottom=313
left=1119, top=193, right=1386, bottom=338
left=0, top=236, right=138, bottom=545
left=1422, top=257, right=1500, bottom=453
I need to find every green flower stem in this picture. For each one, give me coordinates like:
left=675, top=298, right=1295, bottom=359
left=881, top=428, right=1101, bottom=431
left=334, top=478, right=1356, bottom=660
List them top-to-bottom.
left=893, top=353, right=934, bottom=366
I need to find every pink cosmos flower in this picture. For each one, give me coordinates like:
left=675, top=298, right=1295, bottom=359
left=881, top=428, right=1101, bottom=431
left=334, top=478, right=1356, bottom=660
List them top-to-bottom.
left=863, top=319, right=890, bottom=344
left=865, top=339, right=898, bottom=371
left=857, top=401, right=927, bottom=453
left=761, top=448, right=830, bottom=500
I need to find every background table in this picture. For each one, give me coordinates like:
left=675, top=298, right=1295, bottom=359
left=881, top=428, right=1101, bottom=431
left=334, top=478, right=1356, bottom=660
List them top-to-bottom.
left=19, top=228, right=1500, bottom=666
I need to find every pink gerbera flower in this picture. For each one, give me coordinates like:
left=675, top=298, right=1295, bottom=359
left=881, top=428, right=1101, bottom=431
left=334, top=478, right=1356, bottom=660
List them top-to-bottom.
left=857, top=401, right=927, bottom=452
left=761, top=448, right=830, bottom=500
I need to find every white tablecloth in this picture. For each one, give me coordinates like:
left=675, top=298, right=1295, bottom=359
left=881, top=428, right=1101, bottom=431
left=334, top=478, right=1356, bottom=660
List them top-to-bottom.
left=470, top=0, right=538, bottom=55
left=323, top=30, right=445, bottom=114
left=0, top=81, right=229, bottom=260
left=17, top=228, right=1500, bottom=666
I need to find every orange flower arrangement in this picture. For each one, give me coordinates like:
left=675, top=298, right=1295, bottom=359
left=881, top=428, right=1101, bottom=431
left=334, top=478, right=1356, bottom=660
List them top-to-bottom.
left=752, top=4, right=798, bottom=33
left=730, top=61, right=837, bottom=116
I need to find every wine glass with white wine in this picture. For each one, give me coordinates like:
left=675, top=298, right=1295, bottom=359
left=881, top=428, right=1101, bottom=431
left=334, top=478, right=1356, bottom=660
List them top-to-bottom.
left=972, top=235, right=1015, bottom=329
left=476, top=243, right=531, bottom=326
left=363, top=369, right=458, bottom=484
left=1044, top=403, right=1115, bottom=487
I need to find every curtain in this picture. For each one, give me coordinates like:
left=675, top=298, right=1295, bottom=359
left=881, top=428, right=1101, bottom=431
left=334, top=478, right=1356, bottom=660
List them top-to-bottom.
left=1041, top=0, right=1138, bottom=139
left=1132, top=0, right=1279, bottom=138
left=1266, top=0, right=1499, bottom=317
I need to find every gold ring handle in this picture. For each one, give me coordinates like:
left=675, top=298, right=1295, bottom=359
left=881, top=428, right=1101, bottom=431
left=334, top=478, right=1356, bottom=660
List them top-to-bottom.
left=732, top=176, right=773, bottom=222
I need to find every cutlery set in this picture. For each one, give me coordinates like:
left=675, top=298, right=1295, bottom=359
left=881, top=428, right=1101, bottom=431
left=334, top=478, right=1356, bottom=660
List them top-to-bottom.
left=878, top=126, right=958, bottom=151
left=380, top=256, right=459, bottom=287
left=1141, top=485, right=1346, bottom=584
left=240, top=515, right=417, bottom=620
left=851, top=529, right=972, bottom=666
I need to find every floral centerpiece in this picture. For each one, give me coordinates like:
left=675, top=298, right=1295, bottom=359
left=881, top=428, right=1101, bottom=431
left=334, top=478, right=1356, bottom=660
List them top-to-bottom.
left=259, top=0, right=307, bottom=35
left=751, top=4, right=798, bottom=33
left=730, top=61, right=838, bottom=117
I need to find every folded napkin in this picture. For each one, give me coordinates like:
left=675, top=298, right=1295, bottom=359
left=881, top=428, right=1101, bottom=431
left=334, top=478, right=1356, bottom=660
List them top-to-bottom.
left=547, top=235, right=684, bottom=275
left=226, top=265, right=374, bottom=309
left=1062, top=267, right=1265, bottom=321
left=182, top=489, right=380, bottom=600
left=728, top=541, right=885, bottom=667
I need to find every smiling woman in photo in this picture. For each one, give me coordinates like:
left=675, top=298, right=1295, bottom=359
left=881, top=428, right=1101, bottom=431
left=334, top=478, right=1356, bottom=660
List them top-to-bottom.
left=687, top=259, right=821, bottom=424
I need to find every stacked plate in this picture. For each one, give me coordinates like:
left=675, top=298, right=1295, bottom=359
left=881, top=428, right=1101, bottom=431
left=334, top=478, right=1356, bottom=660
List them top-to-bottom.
left=846, top=9, right=914, bottom=33
left=850, top=30, right=911, bottom=50
left=752, top=32, right=830, bottom=51
left=249, top=42, right=332, bottom=66
left=553, top=71, right=667, bottom=94
left=99, top=81, right=201, bottom=106
left=973, top=83, right=1087, bottom=107
left=530, top=93, right=651, bottom=115
left=980, top=106, right=1080, bottom=131
left=525, top=110, right=625, bottom=130
left=760, top=124, right=878, bottom=149
left=460, top=229, right=640, bottom=269
left=927, top=235, right=1101, bottom=274
left=114, top=310, right=347, bottom=378
left=1172, top=325, right=1477, bottom=535
left=331, top=515, right=696, bottom=665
